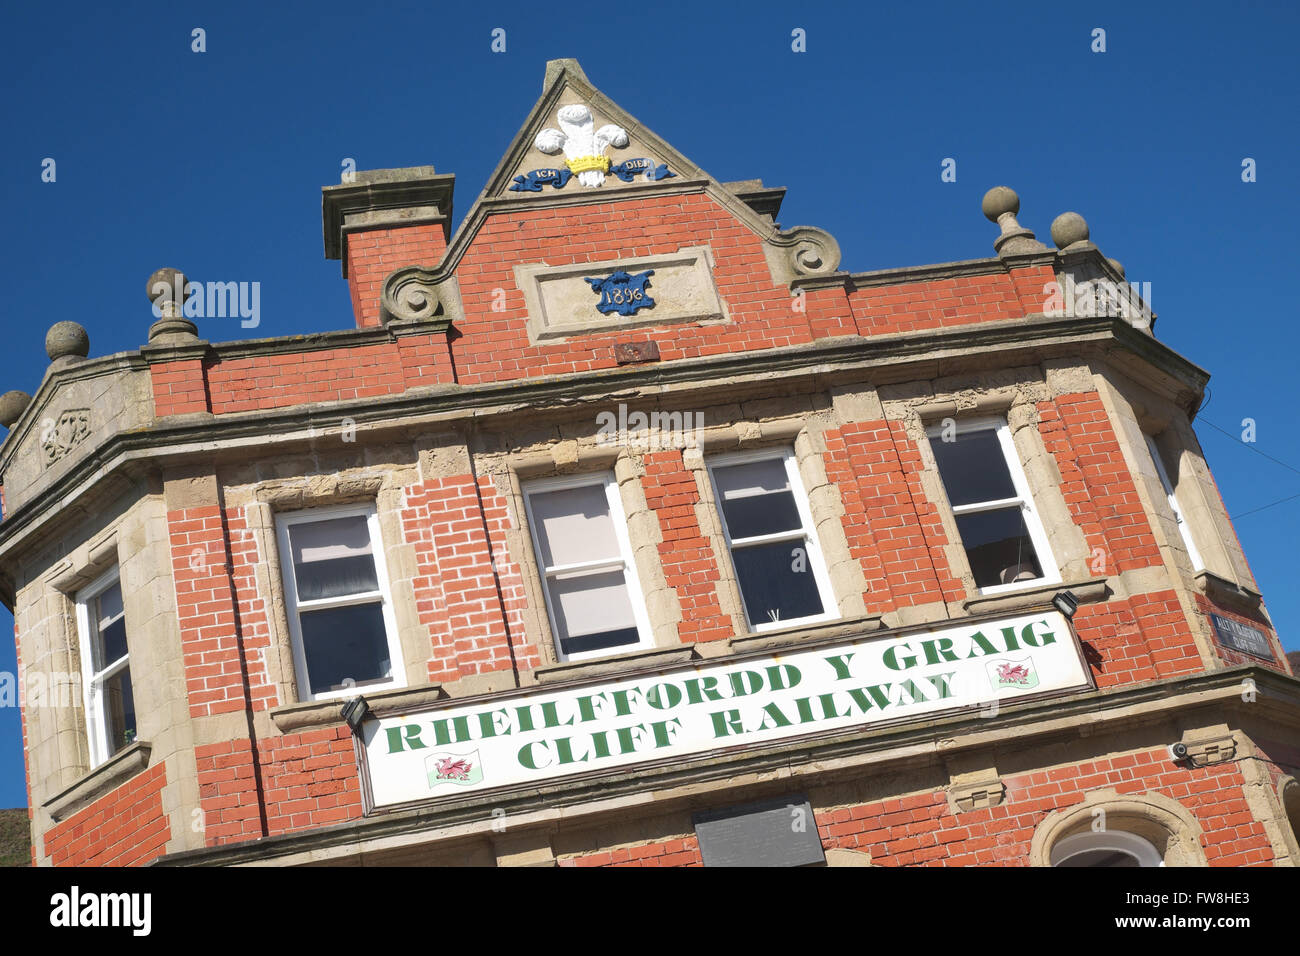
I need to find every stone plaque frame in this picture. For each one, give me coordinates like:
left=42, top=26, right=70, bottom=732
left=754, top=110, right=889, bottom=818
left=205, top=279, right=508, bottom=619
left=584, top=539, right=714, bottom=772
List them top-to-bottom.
left=514, top=245, right=730, bottom=345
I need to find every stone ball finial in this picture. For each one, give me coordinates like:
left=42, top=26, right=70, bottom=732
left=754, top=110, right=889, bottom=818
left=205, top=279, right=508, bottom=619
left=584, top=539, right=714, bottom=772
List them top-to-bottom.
left=982, top=186, right=1020, bottom=223
left=1051, top=211, right=1090, bottom=249
left=1107, top=257, right=1125, bottom=279
left=148, top=268, right=188, bottom=309
left=46, top=321, right=89, bottom=362
left=0, top=390, right=32, bottom=428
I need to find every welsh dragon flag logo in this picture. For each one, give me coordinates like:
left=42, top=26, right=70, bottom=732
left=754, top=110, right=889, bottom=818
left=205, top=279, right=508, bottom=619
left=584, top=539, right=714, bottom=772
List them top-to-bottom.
left=986, top=656, right=1039, bottom=692
left=426, top=750, right=484, bottom=789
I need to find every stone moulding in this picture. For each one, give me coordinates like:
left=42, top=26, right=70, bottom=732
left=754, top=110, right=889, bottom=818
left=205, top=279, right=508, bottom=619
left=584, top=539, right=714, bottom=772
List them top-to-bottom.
left=765, top=225, right=842, bottom=283
left=514, top=246, right=730, bottom=345
left=379, top=268, right=463, bottom=328
left=43, top=741, right=152, bottom=822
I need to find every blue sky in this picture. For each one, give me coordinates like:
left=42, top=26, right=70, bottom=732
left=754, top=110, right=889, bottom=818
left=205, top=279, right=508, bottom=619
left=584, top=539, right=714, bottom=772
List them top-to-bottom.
left=0, top=1, right=1296, bottom=808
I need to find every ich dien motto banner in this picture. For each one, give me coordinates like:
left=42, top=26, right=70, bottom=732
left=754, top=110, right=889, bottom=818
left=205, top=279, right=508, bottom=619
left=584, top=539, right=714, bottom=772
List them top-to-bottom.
left=360, top=610, right=1089, bottom=810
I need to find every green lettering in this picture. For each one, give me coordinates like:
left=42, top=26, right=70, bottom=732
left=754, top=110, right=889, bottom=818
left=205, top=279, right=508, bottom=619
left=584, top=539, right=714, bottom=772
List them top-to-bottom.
left=1022, top=620, right=1057, bottom=647
left=965, top=631, right=999, bottom=658
left=921, top=637, right=959, bottom=665
left=883, top=643, right=917, bottom=670
left=824, top=653, right=856, bottom=680
left=765, top=664, right=802, bottom=691
left=728, top=670, right=765, bottom=697
left=926, top=672, right=956, bottom=699
left=684, top=677, right=725, bottom=705
left=644, top=682, right=683, bottom=710
left=756, top=702, right=793, bottom=731
left=710, top=709, right=744, bottom=738
left=432, top=715, right=472, bottom=747
left=650, top=717, right=682, bottom=748
left=385, top=724, right=427, bottom=754
left=518, top=740, right=550, bottom=770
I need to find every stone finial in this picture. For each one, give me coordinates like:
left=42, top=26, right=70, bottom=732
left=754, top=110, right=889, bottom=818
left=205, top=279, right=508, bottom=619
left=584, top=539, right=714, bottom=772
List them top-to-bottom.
left=981, top=186, right=1047, bottom=256
left=1051, top=211, right=1090, bottom=250
left=1106, top=257, right=1125, bottom=279
left=147, top=267, right=200, bottom=344
left=46, top=321, right=89, bottom=367
left=0, top=390, right=32, bottom=428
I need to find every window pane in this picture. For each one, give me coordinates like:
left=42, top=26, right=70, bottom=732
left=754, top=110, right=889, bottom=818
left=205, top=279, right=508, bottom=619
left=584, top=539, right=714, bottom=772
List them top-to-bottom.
left=932, top=428, right=1018, bottom=506
left=712, top=458, right=802, bottom=539
left=530, top=483, right=620, bottom=568
left=955, top=507, right=1044, bottom=589
left=290, top=516, right=379, bottom=601
left=732, top=540, right=824, bottom=626
left=548, top=568, right=640, bottom=656
left=298, top=602, right=392, bottom=695
left=96, top=611, right=128, bottom=672
left=103, top=667, right=136, bottom=757
left=1056, top=850, right=1142, bottom=868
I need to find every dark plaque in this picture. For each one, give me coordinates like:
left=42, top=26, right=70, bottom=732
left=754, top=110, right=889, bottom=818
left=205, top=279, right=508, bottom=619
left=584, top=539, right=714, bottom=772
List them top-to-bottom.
left=613, top=341, right=660, bottom=365
left=1209, top=613, right=1275, bottom=661
left=692, top=794, right=824, bottom=867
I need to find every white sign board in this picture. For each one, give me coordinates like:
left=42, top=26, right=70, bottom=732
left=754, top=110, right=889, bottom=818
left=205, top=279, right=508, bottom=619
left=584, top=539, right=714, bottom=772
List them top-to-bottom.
left=359, top=611, right=1089, bottom=811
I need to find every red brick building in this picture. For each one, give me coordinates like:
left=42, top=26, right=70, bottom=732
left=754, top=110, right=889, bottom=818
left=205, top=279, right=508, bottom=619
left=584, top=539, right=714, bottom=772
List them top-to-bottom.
left=2, top=59, right=1297, bottom=867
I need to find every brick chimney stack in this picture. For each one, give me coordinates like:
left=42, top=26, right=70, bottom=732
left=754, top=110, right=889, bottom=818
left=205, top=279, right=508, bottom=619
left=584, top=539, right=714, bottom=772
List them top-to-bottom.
left=322, top=167, right=455, bottom=328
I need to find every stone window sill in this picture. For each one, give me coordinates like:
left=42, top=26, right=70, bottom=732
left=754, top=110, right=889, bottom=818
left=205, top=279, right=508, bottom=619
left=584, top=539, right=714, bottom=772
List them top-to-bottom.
left=1194, top=570, right=1262, bottom=615
left=961, top=577, right=1109, bottom=617
left=728, top=613, right=885, bottom=655
left=532, top=645, right=699, bottom=686
left=269, top=683, right=447, bottom=733
left=43, top=741, right=152, bottom=822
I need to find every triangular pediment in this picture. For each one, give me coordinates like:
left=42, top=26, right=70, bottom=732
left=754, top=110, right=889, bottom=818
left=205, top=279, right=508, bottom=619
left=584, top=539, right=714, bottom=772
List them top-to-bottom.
left=483, top=59, right=706, bottom=199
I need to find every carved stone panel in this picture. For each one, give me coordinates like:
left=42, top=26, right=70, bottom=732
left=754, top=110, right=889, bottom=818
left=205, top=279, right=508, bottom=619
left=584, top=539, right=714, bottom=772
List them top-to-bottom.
left=41, top=409, right=91, bottom=467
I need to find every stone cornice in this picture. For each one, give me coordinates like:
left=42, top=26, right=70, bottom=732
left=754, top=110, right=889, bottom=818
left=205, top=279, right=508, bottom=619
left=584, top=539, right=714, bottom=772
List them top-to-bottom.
left=321, top=167, right=456, bottom=266
left=0, top=315, right=1212, bottom=593
left=149, top=665, right=1300, bottom=866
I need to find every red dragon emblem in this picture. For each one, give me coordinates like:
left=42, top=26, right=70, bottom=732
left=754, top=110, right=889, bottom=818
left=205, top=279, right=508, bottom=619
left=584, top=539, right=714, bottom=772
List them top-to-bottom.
left=996, top=662, right=1031, bottom=685
left=433, top=757, right=474, bottom=781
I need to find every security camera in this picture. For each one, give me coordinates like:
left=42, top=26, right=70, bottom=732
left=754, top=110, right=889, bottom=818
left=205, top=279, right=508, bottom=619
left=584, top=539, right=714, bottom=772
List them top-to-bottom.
left=1167, top=742, right=1189, bottom=762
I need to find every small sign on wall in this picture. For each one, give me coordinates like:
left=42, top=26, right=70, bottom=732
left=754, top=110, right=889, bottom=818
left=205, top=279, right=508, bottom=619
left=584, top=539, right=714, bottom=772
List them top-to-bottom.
left=1208, top=613, right=1275, bottom=662
left=693, top=794, right=824, bottom=867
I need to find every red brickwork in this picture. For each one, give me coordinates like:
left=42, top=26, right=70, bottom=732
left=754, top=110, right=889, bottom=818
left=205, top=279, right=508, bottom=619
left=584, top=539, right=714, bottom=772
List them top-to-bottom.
left=344, top=224, right=448, bottom=329
left=1037, top=391, right=1164, bottom=575
left=821, top=421, right=964, bottom=614
left=642, top=450, right=735, bottom=643
left=401, top=474, right=534, bottom=682
left=169, top=506, right=274, bottom=717
left=565, top=749, right=1272, bottom=867
left=44, top=763, right=170, bottom=866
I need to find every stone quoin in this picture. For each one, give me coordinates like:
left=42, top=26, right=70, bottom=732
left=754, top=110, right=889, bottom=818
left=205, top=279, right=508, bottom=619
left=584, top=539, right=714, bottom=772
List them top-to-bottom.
left=0, top=58, right=1297, bottom=868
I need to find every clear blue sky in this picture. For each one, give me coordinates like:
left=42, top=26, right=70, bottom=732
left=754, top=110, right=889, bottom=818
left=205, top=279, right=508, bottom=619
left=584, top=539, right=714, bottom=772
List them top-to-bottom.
left=0, top=1, right=1296, bottom=808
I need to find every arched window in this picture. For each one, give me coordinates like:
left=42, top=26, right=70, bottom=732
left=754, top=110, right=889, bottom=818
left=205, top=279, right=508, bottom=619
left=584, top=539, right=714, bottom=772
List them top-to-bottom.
left=1030, top=789, right=1208, bottom=867
left=1049, top=830, right=1164, bottom=867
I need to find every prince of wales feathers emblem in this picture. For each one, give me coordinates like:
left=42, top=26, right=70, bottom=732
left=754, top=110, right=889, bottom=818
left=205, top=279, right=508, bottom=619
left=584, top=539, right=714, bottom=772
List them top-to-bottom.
left=534, top=104, right=628, bottom=187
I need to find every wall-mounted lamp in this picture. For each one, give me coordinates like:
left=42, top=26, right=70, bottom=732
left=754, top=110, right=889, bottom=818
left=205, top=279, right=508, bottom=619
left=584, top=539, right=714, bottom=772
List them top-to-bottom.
left=1052, top=591, right=1079, bottom=620
left=341, top=696, right=371, bottom=736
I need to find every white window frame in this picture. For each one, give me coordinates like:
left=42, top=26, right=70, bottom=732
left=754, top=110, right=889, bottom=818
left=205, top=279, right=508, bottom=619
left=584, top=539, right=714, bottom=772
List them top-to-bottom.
left=926, top=416, right=1061, bottom=596
left=1145, top=434, right=1205, bottom=571
left=706, top=447, right=839, bottom=633
left=522, top=471, right=654, bottom=663
left=275, top=502, right=404, bottom=702
left=75, top=566, right=132, bottom=768
left=1051, top=830, right=1165, bottom=867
